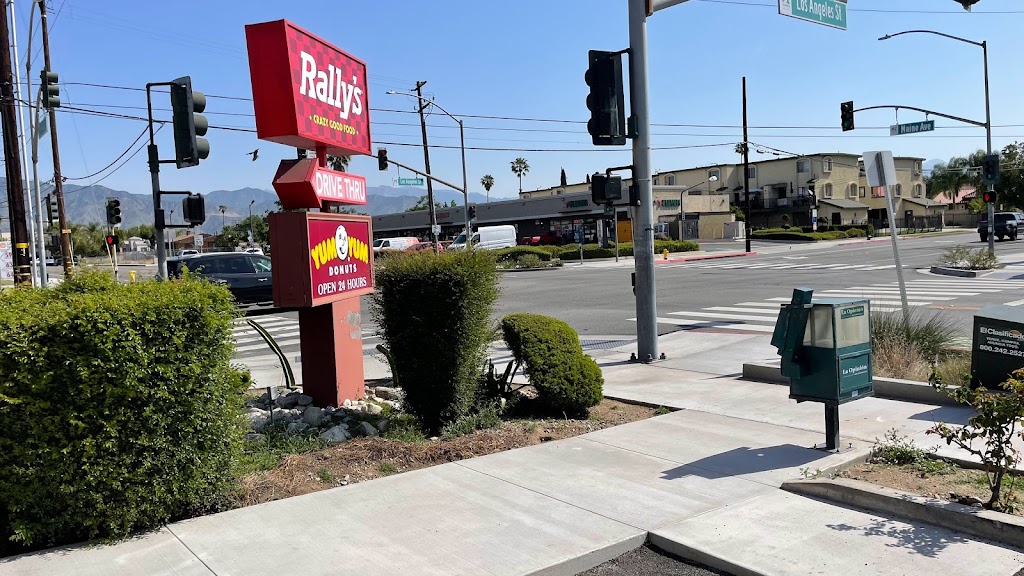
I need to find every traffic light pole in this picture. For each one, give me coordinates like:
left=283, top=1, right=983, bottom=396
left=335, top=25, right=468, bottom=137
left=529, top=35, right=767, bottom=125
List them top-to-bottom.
left=39, top=0, right=73, bottom=275
left=146, top=82, right=172, bottom=279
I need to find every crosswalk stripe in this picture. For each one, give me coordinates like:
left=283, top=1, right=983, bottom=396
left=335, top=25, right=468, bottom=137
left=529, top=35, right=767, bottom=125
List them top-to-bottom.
left=862, top=265, right=896, bottom=270
left=912, top=280, right=1024, bottom=286
left=818, top=291, right=955, bottom=300
left=766, top=296, right=932, bottom=306
left=1006, top=299, right=1024, bottom=306
left=734, top=302, right=785, bottom=308
left=704, top=306, right=780, bottom=315
left=668, top=310, right=779, bottom=322
left=634, top=317, right=776, bottom=333
left=234, top=330, right=300, bottom=345
left=235, top=338, right=301, bottom=353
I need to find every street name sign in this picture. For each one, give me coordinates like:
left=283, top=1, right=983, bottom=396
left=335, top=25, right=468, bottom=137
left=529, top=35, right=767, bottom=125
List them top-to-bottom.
left=778, top=0, right=847, bottom=30
left=890, top=121, right=935, bottom=136
left=398, top=177, right=424, bottom=186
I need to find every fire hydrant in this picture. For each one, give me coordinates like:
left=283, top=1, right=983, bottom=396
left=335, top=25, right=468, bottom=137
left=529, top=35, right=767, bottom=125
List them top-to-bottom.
left=663, top=249, right=669, bottom=260
left=129, top=271, right=137, bottom=284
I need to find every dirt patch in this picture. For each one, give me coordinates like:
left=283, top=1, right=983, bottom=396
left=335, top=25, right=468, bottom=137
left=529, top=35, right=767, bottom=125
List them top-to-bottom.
left=237, top=399, right=657, bottom=507
left=839, top=461, right=1021, bottom=512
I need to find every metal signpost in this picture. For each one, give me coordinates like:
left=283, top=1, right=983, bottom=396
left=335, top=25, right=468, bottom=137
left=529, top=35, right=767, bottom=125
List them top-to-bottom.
left=778, top=0, right=848, bottom=30
left=889, top=120, right=935, bottom=136
left=864, top=150, right=910, bottom=324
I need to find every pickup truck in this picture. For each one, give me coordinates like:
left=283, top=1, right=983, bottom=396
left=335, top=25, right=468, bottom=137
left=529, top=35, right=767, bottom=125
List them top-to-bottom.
left=978, top=212, right=1021, bottom=242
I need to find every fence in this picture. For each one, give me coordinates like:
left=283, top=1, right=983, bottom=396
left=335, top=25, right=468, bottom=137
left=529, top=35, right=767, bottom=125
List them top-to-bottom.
left=944, top=211, right=981, bottom=228
left=871, top=214, right=944, bottom=234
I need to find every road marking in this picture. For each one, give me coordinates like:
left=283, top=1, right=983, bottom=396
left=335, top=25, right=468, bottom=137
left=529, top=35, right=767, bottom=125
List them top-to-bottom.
left=782, top=256, right=809, bottom=260
left=1005, top=299, right=1024, bottom=306
left=927, top=305, right=981, bottom=311
left=704, top=306, right=780, bottom=315
left=669, top=310, right=780, bottom=322
left=632, top=317, right=775, bottom=333
left=235, top=338, right=301, bottom=353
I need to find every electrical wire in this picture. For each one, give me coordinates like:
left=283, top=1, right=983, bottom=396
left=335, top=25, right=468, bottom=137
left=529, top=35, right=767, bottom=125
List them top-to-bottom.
left=695, top=0, right=1024, bottom=13
left=63, top=125, right=149, bottom=180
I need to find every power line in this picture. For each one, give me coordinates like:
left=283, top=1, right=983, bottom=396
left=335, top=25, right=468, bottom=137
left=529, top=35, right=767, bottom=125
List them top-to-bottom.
left=695, top=0, right=1024, bottom=13
left=63, top=125, right=149, bottom=180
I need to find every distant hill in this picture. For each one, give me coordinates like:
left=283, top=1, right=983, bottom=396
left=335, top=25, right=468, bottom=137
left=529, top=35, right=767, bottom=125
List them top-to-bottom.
left=0, top=179, right=507, bottom=233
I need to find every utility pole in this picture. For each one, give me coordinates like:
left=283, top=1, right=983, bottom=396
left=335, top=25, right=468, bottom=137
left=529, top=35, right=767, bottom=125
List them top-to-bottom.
left=9, top=0, right=40, bottom=285
left=39, top=0, right=72, bottom=275
left=0, top=1, right=30, bottom=284
left=982, top=40, right=994, bottom=255
left=743, top=77, right=751, bottom=254
left=414, top=81, right=440, bottom=252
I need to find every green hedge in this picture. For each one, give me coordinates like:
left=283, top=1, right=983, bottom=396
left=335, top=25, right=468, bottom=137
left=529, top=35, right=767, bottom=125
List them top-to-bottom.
left=845, top=228, right=866, bottom=237
left=751, top=230, right=849, bottom=241
left=558, top=240, right=698, bottom=260
left=654, top=240, right=700, bottom=253
left=493, top=246, right=553, bottom=263
left=372, top=251, right=499, bottom=432
left=0, top=272, right=247, bottom=553
left=501, top=313, right=603, bottom=414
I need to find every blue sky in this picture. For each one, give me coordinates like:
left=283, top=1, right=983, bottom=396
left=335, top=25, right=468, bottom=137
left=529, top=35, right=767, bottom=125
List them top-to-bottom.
left=13, top=0, right=1024, bottom=200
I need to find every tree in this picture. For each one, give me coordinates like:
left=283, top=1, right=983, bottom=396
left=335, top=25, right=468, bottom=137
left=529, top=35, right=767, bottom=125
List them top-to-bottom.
left=995, top=142, right=1024, bottom=210
left=928, top=152, right=981, bottom=201
left=327, top=155, right=350, bottom=172
left=510, top=157, right=530, bottom=194
left=560, top=168, right=567, bottom=187
left=480, top=174, right=494, bottom=202
left=586, top=174, right=591, bottom=184
left=406, top=195, right=448, bottom=212
left=968, top=197, right=986, bottom=214
left=218, top=205, right=228, bottom=230
left=214, top=215, right=269, bottom=249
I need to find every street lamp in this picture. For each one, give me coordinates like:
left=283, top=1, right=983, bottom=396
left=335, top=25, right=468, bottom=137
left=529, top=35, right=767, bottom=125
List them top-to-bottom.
left=879, top=30, right=993, bottom=252
left=385, top=90, right=470, bottom=250
left=677, top=175, right=718, bottom=240
left=248, top=199, right=255, bottom=247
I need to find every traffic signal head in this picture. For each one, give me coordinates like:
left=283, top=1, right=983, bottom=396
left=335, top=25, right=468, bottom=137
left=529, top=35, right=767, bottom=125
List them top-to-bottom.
left=585, top=50, right=626, bottom=146
left=40, top=70, right=59, bottom=109
left=170, top=76, right=209, bottom=169
left=840, top=101, right=855, bottom=132
left=378, top=148, right=388, bottom=171
left=982, top=153, right=1000, bottom=186
left=591, top=173, right=623, bottom=204
left=983, top=190, right=997, bottom=204
left=182, top=193, right=206, bottom=226
left=45, top=194, right=56, bottom=225
left=105, top=198, right=122, bottom=227
left=468, top=205, right=477, bottom=220
left=104, top=234, right=119, bottom=247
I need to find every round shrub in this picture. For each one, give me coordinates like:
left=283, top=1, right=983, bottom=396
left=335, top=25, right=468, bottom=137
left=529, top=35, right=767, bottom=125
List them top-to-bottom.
left=845, top=228, right=866, bottom=238
left=516, top=254, right=544, bottom=269
left=0, top=272, right=247, bottom=553
left=501, top=313, right=603, bottom=414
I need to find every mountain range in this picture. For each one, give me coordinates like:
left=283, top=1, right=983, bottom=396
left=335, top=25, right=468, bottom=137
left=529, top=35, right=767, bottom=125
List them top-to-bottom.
left=0, top=180, right=499, bottom=234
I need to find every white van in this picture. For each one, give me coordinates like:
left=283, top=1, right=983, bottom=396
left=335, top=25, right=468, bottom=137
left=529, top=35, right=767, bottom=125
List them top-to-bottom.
left=449, top=225, right=517, bottom=251
left=373, top=237, right=419, bottom=252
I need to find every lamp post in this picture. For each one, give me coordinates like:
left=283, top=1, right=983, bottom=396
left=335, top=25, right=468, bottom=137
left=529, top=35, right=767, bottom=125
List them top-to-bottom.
left=879, top=30, right=993, bottom=253
left=385, top=90, right=470, bottom=250
left=677, top=175, right=718, bottom=240
left=248, top=199, right=255, bottom=247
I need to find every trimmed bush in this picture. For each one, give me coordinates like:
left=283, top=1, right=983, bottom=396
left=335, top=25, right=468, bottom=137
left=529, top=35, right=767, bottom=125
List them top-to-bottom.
left=845, top=228, right=866, bottom=238
left=751, top=230, right=848, bottom=241
left=654, top=240, right=700, bottom=253
left=533, top=245, right=564, bottom=255
left=493, top=246, right=553, bottom=263
left=372, top=250, right=499, bottom=432
left=516, top=254, right=544, bottom=269
left=0, top=272, right=247, bottom=553
left=501, top=313, right=603, bottom=414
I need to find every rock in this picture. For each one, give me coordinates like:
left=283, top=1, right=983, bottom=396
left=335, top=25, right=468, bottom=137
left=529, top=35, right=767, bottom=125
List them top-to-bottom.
left=374, top=386, right=400, bottom=400
left=276, top=393, right=302, bottom=409
left=296, top=394, right=314, bottom=406
left=343, top=399, right=353, bottom=408
left=382, top=400, right=401, bottom=410
left=367, top=403, right=383, bottom=416
left=302, top=405, right=326, bottom=427
left=244, top=408, right=270, bottom=430
left=271, top=408, right=302, bottom=422
left=377, top=419, right=391, bottom=433
left=358, top=421, right=378, bottom=437
left=286, top=422, right=309, bottom=435
left=320, top=425, right=352, bottom=444
left=244, top=433, right=265, bottom=442
left=429, top=436, right=440, bottom=442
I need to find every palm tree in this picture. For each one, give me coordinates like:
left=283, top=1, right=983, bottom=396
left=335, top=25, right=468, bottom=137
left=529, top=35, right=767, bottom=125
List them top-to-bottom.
left=929, top=152, right=983, bottom=203
left=327, top=155, right=350, bottom=172
left=510, top=157, right=529, bottom=194
left=560, top=168, right=567, bottom=187
left=480, top=174, right=494, bottom=202
left=218, top=205, right=228, bottom=230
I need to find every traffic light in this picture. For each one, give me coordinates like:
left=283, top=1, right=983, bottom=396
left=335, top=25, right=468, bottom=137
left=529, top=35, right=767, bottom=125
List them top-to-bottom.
left=585, top=50, right=626, bottom=146
left=40, top=69, right=59, bottom=109
left=169, top=76, right=209, bottom=168
left=840, top=101, right=855, bottom=132
left=377, top=148, right=388, bottom=171
left=982, top=154, right=1000, bottom=186
left=591, top=172, right=623, bottom=204
left=983, top=190, right=998, bottom=204
left=182, top=193, right=206, bottom=226
left=45, top=194, right=56, bottom=226
left=105, top=198, right=122, bottom=227
left=468, top=205, right=477, bottom=220
left=104, top=234, right=119, bottom=247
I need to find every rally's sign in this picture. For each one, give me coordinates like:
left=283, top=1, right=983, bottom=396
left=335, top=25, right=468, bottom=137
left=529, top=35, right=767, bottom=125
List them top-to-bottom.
left=245, top=20, right=371, bottom=157
left=272, top=158, right=367, bottom=209
left=269, top=212, right=375, bottom=308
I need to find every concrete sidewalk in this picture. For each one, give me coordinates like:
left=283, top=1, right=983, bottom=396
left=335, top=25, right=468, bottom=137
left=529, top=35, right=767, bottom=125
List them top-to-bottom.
left=5, top=332, right=1023, bottom=576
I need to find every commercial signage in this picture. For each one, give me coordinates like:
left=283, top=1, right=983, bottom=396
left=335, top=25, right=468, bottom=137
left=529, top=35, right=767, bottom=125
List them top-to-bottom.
left=778, top=0, right=847, bottom=30
left=245, top=20, right=371, bottom=157
left=889, top=121, right=935, bottom=136
left=271, top=158, right=367, bottom=210
left=563, top=199, right=589, bottom=211
left=658, top=199, right=681, bottom=209
left=269, top=212, right=374, bottom=308
left=840, top=305, right=865, bottom=319
left=971, top=305, right=1024, bottom=388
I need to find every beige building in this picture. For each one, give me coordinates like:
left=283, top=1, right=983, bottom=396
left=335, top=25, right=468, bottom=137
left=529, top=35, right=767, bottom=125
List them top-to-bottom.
left=520, top=152, right=940, bottom=230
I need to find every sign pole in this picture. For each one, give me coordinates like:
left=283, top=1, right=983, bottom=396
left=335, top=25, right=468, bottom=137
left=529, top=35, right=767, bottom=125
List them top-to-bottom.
left=878, top=163, right=910, bottom=324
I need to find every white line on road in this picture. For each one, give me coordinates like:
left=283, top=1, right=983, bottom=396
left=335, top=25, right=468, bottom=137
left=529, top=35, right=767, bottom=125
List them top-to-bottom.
left=1005, top=299, right=1024, bottom=306
left=704, top=306, right=780, bottom=315
left=669, top=310, right=779, bottom=322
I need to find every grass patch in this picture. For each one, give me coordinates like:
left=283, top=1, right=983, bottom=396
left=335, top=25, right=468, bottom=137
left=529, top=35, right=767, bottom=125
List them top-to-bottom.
left=440, top=404, right=503, bottom=439
left=654, top=406, right=671, bottom=416
left=381, top=414, right=429, bottom=443
left=235, top=424, right=327, bottom=476
left=869, top=429, right=955, bottom=477
left=377, top=462, right=399, bottom=475
left=316, top=468, right=336, bottom=484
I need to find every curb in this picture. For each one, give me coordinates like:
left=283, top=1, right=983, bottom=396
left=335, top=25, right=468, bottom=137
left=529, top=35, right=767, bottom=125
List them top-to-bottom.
left=656, top=251, right=756, bottom=265
left=929, top=265, right=992, bottom=278
left=496, top=266, right=561, bottom=273
left=740, top=362, right=959, bottom=406
left=781, top=478, right=1024, bottom=550
left=648, top=533, right=767, bottom=576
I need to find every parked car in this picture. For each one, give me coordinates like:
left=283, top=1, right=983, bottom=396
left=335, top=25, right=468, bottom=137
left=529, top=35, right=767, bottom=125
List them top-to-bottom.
left=978, top=212, right=1021, bottom=242
left=449, top=225, right=517, bottom=250
left=373, top=237, right=419, bottom=252
left=405, top=241, right=442, bottom=253
left=242, top=247, right=264, bottom=256
left=179, top=249, right=200, bottom=257
left=167, top=252, right=273, bottom=304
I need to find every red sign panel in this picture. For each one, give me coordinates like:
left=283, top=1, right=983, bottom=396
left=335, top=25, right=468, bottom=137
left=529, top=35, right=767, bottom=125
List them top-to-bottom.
left=245, top=20, right=371, bottom=157
left=272, top=158, right=367, bottom=210
left=269, top=212, right=374, bottom=308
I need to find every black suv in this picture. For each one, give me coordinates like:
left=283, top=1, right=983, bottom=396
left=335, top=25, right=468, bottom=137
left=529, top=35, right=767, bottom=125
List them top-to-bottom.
left=978, top=212, right=1021, bottom=242
left=167, top=253, right=273, bottom=304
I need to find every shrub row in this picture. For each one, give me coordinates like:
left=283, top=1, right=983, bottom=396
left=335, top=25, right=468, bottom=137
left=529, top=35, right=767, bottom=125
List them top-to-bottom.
left=750, top=230, right=850, bottom=241
left=557, top=240, right=699, bottom=260
left=493, top=246, right=554, bottom=263
left=0, top=272, right=247, bottom=553
left=502, top=313, right=603, bottom=414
